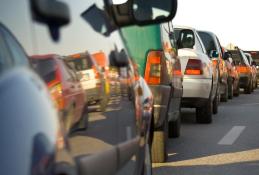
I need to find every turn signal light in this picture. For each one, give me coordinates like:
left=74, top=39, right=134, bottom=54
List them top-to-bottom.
left=144, top=51, right=162, bottom=85
left=185, top=59, right=203, bottom=75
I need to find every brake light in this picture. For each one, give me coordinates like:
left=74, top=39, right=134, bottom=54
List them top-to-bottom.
left=144, top=51, right=162, bottom=85
left=185, top=59, right=203, bottom=75
left=237, top=66, right=249, bottom=73
left=49, top=83, right=64, bottom=110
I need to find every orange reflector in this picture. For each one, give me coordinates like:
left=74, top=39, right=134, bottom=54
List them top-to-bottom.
left=212, top=59, right=218, bottom=67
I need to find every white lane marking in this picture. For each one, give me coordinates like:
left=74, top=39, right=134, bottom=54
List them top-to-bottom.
left=126, top=126, right=132, bottom=140
left=218, top=126, right=246, bottom=145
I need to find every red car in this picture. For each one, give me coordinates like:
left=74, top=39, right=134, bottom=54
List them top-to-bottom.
left=30, top=54, right=88, bottom=134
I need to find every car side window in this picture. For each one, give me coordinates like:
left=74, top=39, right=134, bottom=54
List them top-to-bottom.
left=1, top=25, right=29, bottom=67
left=0, top=29, right=13, bottom=74
left=195, top=33, right=206, bottom=54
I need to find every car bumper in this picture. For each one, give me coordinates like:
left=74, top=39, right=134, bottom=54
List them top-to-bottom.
left=182, top=78, right=212, bottom=99
left=149, top=85, right=171, bottom=129
left=181, top=97, right=209, bottom=108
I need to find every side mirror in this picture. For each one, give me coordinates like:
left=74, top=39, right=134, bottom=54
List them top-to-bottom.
left=31, top=0, right=70, bottom=41
left=84, top=0, right=177, bottom=35
left=108, top=0, right=177, bottom=27
left=109, top=49, right=129, bottom=67
left=209, top=50, right=219, bottom=58
left=223, top=52, right=230, bottom=60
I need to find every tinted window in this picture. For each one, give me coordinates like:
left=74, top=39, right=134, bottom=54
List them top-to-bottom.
left=198, top=32, right=216, bottom=54
left=195, top=33, right=206, bottom=53
left=229, top=50, right=242, bottom=62
left=31, top=59, right=56, bottom=83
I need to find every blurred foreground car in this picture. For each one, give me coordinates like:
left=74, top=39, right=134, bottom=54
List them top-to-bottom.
left=1, top=0, right=178, bottom=174
left=0, top=10, right=75, bottom=175
left=174, top=26, right=216, bottom=123
left=228, top=48, right=253, bottom=94
left=64, top=52, right=107, bottom=111
left=30, top=55, right=88, bottom=133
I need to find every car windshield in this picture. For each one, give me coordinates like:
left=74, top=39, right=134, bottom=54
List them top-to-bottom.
left=228, top=50, right=243, bottom=64
left=66, top=56, right=93, bottom=71
left=31, top=58, right=56, bottom=83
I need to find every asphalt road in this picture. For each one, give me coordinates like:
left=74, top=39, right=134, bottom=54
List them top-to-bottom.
left=153, top=88, right=259, bottom=175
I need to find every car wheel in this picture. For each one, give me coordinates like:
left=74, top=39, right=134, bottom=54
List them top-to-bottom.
left=228, top=79, right=233, bottom=99
left=245, top=80, right=252, bottom=94
left=234, top=81, right=240, bottom=97
left=221, top=83, right=228, bottom=102
left=212, top=91, right=219, bottom=114
left=196, top=98, right=213, bottom=124
left=77, top=105, right=89, bottom=131
left=64, top=106, right=75, bottom=134
left=168, top=112, right=181, bottom=138
left=151, top=120, right=168, bottom=163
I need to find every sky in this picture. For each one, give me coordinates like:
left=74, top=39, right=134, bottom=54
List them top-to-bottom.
left=173, top=0, right=259, bottom=51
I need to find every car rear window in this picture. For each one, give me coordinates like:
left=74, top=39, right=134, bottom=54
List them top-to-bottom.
left=198, top=32, right=216, bottom=54
left=228, top=50, right=243, bottom=63
left=66, top=55, right=93, bottom=71
left=31, top=59, right=56, bottom=83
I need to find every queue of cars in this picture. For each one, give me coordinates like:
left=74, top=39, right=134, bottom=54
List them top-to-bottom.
left=1, top=0, right=258, bottom=175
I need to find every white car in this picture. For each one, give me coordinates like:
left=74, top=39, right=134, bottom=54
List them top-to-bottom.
left=174, top=26, right=217, bottom=123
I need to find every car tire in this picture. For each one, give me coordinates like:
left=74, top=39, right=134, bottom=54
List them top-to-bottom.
left=228, top=79, right=233, bottom=99
left=245, top=79, right=252, bottom=94
left=234, top=81, right=240, bottom=97
left=221, top=83, right=228, bottom=102
left=212, top=91, right=219, bottom=114
left=196, top=98, right=213, bottom=124
left=77, top=105, right=89, bottom=131
left=168, top=112, right=181, bottom=138
left=151, top=121, right=168, bottom=163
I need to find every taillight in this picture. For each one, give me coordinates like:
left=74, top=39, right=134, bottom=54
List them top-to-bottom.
left=144, top=51, right=162, bottom=85
left=185, top=59, right=203, bottom=75
left=237, top=66, right=249, bottom=73
left=49, top=83, right=64, bottom=110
